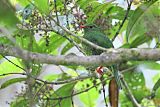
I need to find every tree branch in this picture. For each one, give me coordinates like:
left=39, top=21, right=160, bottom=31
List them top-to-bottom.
left=1, top=44, right=160, bottom=66
left=0, top=64, right=132, bottom=85
left=34, top=74, right=94, bottom=85
left=44, top=76, right=112, bottom=100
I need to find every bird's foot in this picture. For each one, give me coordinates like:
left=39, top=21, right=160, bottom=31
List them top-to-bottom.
left=95, top=66, right=111, bottom=77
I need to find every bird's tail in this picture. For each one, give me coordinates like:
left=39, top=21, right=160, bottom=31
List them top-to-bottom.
left=109, top=65, right=122, bottom=107
left=109, top=79, right=119, bottom=107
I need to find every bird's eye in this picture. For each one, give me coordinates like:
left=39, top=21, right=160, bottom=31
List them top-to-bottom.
left=25, top=10, right=28, bottom=13
left=89, top=26, right=93, bottom=28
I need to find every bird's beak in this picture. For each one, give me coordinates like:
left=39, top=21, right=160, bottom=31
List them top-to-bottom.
left=79, top=25, right=85, bottom=29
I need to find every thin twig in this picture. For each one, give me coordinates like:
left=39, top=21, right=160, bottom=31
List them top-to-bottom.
left=52, top=0, right=84, bottom=54
left=54, top=0, right=60, bottom=24
left=63, top=0, right=70, bottom=29
left=112, top=0, right=133, bottom=41
left=126, top=0, right=130, bottom=6
left=50, top=18, right=86, bottom=54
left=61, top=34, right=86, bottom=55
left=0, top=54, right=26, bottom=71
left=0, top=55, right=95, bottom=85
left=0, top=65, right=133, bottom=85
left=58, top=65, right=65, bottom=73
left=121, top=66, right=136, bottom=73
left=41, top=67, right=137, bottom=103
left=0, top=72, right=26, bottom=77
left=34, top=74, right=95, bottom=85
left=44, top=76, right=113, bottom=100
left=101, top=77, right=108, bottom=107
left=121, top=77, right=141, bottom=107
left=33, top=83, right=45, bottom=100
left=71, top=89, right=75, bottom=107
left=52, top=99, right=62, bottom=107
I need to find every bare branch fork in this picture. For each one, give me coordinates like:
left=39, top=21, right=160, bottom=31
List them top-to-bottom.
left=1, top=44, right=160, bottom=66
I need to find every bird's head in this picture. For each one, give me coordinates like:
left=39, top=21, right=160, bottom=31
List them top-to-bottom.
left=80, top=23, right=100, bottom=32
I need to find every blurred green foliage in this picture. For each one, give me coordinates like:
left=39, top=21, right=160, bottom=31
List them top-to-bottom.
left=0, top=0, right=160, bottom=107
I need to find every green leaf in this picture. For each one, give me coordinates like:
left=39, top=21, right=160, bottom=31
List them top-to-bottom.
left=0, top=0, right=19, bottom=29
left=16, top=0, right=30, bottom=6
left=34, top=0, right=49, bottom=15
left=77, top=0, right=97, bottom=10
left=78, top=0, right=112, bottom=23
left=126, top=0, right=159, bottom=44
left=88, top=3, right=112, bottom=22
left=106, top=5, right=133, bottom=20
left=105, top=20, right=128, bottom=39
left=15, top=30, right=39, bottom=52
left=38, top=32, right=66, bottom=54
left=130, top=34, right=150, bottom=48
left=0, top=36, right=13, bottom=45
left=61, top=43, right=74, bottom=55
left=120, top=43, right=130, bottom=48
left=0, top=55, right=3, bottom=60
left=0, top=58, right=23, bottom=78
left=132, top=61, right=160, bottom=70
left=142, top=62, right=160, bottom=70
left=65, top=69, right=78, bottom=77
left=124, top=71, right=150, bottom=102
left=57, top=73, right=72, bottom=81
left=43, top=74, right=60, bottom=82
left=0, top=78, right=26, bottom=89
left=151, top=78, right=160, bottom=98
left=77, top=79, right=99, bottom=107
left=51, top=83, right=76, bottom=107
left=152, top=87, right=160, bottom=106
left=79, top=88, right=99, bottom=107
left=155, top=88, right=160, bottom=98
left=120, top=92, right=134, bottom=107
left=11, top=97, right=27, bottom=107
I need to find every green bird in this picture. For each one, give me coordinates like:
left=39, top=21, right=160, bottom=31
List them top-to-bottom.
left=81, top=23, right=122, bottom=107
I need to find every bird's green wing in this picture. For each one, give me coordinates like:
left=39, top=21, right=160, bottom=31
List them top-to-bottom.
left=83, top=30, right=113, bottom=55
